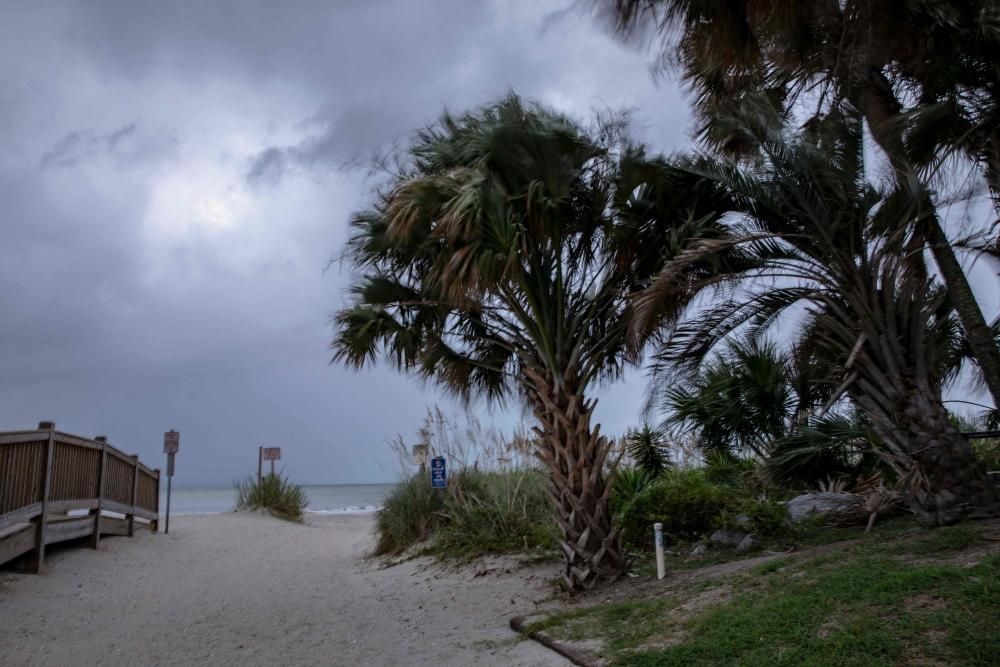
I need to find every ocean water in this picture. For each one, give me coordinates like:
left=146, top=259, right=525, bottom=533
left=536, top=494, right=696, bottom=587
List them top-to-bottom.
left=160, top=483, right=396, bottom=515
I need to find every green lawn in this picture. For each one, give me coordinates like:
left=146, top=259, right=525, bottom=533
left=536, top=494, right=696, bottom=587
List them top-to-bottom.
left=526, top=524, right=1000, bottom=666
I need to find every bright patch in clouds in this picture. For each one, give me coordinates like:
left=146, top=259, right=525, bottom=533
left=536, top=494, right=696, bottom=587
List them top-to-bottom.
left=145, top=157, right=251, bottom=238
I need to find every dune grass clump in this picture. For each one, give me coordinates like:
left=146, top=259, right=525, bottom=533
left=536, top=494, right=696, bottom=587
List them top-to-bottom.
left=373, top=468, right=556, bottom=558
left=436, top=469, right=556, bottom=559
left=234, top=472, right=308, bottom=522
left=373, top=473, right=445, bottom=555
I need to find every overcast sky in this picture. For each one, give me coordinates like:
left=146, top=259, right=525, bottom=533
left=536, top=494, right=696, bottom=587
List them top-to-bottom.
left=0, top=1, right=698, bottom=486
left=3, top=2, right=996, bottom=487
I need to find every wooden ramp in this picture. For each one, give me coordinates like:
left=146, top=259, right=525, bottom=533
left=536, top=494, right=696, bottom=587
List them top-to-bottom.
left=0, top=422, right=160, bottom=572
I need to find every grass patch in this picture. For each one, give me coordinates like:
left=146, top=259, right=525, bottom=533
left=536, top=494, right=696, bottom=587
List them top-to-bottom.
left=233, top=472, right=307, bottom=522
left=536, top=525, right=1000, bottom=666
left=895, top=525, right=982, bottom=555
left=751, top=558, right=793, bottom=576
left=527, top=597, right=680, bottom=654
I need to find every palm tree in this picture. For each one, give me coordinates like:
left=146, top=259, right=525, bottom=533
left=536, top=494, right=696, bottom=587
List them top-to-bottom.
left=602, top=0, right=1000, bottom=411
left=332, top=95, right=742, bottom=588
left=633, top=111, right=995, bottom=524
left=662, top=337, right=796, bottom=460
left=767, top=412, right=882, bottom=488
left=624, top=424, right=672, bottom=476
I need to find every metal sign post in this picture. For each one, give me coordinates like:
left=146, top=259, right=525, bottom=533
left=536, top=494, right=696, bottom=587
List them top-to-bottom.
left=163, top=430, right=179, bottom=535
left=263, top=447, right=281, bottom=476
left=430, top=456, right=446, bottom=490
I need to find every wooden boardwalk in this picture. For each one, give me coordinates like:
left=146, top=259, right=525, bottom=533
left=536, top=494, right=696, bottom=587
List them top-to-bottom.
left=0, top=421, right=160, bottom=572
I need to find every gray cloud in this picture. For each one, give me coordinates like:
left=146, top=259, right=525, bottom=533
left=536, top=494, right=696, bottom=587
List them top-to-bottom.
left=0, top=1, right=694, bottom=486
left=246, top=102, right=417, bottom=186
left=40, top=123, right=137, bottom=169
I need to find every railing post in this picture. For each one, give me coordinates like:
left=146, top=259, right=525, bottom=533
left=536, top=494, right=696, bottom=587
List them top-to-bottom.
left=29, top=421, right=56, bottom=574
left=90, top=437, right=108, bottom=549
left=128, top=454, right=139, bottom=537
left=151, top=469, right=160, bottom=533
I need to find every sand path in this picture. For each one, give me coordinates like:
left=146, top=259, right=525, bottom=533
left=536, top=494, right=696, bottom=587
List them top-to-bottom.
left=0, top=513, right=567, bottom=666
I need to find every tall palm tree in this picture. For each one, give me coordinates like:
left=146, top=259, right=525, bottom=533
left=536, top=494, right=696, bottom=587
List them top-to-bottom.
left=602, top=0, right=1000, bottom=411
left=332, top=95, right=744, bottom=588
left=633, top=112, right=996, bottom=524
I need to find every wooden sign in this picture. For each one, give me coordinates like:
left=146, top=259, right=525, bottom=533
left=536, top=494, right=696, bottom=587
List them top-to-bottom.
left=163, top=430, right=180, bottom=454
left=412, top=444, right=428, bottom=465
left=262, top=447, right=281, bottom=461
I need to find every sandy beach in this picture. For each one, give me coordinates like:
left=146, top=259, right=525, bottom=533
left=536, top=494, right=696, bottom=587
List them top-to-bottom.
left=0, top=513, right=568, bottom=666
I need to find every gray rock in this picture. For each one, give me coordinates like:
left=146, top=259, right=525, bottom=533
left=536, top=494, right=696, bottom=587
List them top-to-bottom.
left=785, top=492, right=861, bottom=522
left=733, top=513, right=752, bottom=529
left=710, top=528, right=749, bottom=547
left=736, top=534, right=755, bottom=553
left=688, top=544, right=707, bottom=559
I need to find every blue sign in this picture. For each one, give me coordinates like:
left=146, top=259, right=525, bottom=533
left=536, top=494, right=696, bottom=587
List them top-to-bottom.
left=430, top=456, right=447, bottom=488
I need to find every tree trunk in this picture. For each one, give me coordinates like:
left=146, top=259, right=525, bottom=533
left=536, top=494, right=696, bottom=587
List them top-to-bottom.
left=857, top=73, right=1000, bottom=410
left=985, top=129, right=1000, bottom=218
left=926, top=220, right=1000, bottom=410
left=820, top=257, right=997, bottom=524
left=524, top=368, right=625, bottom=591
left=859, top=376, right=995, bottom=526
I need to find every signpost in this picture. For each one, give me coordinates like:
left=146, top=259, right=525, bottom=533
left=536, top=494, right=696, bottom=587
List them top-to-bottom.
left=163, top=430, right=179, bottom=535
left=262, top=447, right=281, bottom=476
left=430, top=456, right=446, bottom=489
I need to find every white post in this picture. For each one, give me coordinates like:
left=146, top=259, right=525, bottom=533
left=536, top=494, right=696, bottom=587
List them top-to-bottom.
left=654, top=522, right=665, bottom=580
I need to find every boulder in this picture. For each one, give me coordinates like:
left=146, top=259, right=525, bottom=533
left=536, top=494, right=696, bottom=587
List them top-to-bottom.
left=785, top=492, right=860, bottom=523
left=710, top=528, right=749, bottom=548
left=736, top=534, right=755, bottom=553
left=688, top=544, right=708, bottom=559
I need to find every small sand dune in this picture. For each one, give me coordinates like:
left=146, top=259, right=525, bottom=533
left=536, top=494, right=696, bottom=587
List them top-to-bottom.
left=0, top=513, right=567, bottom=666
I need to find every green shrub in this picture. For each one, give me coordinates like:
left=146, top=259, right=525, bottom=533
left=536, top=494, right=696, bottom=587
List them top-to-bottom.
left=972, top=437, right=1000, bottom=470
left=703, top=453, right=757, bottom=487
left=611, top=467, right=657, bottom=514
left=618, top=469, right=736, bottom=548
left=233, top=472, right=308, bottom=522
left=373, top=473, right=445, bottom=555
left=718, top=496, right=791, bottom=536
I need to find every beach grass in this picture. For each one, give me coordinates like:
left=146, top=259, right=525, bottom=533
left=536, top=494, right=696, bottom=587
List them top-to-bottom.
left=374, top=468, right=556, bottom=558
left=233, top=472, right=308, bottom=522
left=374, top=473, right=445, bottom=555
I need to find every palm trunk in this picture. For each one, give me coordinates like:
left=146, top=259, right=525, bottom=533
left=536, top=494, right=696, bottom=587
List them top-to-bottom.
left=859, top=75, right=1000, bottom=410
left=985, top=129, right=1000, bottom=218
left=926, top=221, right=1000, bottom=410
left=824, top=267, right=997, bottom=524
left=524, top=368, right=625, bottom=590
left=858, top=376, right=995, bottom=526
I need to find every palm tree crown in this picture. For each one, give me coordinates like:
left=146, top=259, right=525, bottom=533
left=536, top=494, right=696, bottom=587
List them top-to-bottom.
left=334, top=95, right=632, bottom=406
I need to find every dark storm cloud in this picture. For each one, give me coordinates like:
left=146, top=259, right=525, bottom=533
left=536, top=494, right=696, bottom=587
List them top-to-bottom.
left=0, top=1, right=691, bottom=485
left=246, top=101, right=416, bottom=186
left=40, top=123, right=137, bottom=169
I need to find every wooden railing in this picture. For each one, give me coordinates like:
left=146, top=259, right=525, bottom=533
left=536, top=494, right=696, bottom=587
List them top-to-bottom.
left=0, top=421, right=160, bottom=572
